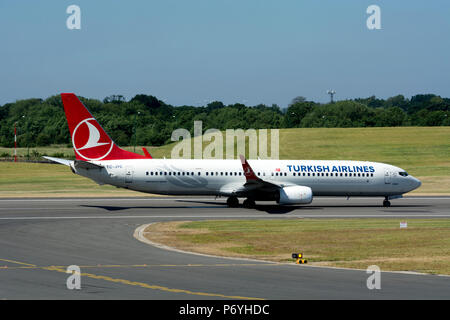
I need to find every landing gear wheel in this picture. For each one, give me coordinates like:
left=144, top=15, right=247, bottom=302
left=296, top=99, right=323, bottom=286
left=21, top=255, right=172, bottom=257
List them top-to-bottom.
left=227, top=196, right=239, bottom=208
left=243, top=198, right=256, bottom=209
left=383, top=200, right=391, bottom=207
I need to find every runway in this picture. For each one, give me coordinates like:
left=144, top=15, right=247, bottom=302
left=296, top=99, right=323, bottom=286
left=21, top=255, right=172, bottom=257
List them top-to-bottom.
left=0, top=196, right=450, bottom=299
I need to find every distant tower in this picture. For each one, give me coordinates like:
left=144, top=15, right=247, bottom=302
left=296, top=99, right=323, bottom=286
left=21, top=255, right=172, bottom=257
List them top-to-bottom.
left=327, top=90, right=336, bottom=103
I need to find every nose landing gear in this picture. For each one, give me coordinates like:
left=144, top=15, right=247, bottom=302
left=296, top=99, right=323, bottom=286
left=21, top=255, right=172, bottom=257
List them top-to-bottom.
left=383, top=197, right=391, bottom=207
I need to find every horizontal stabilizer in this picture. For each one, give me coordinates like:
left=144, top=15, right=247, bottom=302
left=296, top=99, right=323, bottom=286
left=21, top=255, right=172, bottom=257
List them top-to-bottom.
left=43, top=156, right=72, bottom=166
left=74, top=160, right=104, bottom=170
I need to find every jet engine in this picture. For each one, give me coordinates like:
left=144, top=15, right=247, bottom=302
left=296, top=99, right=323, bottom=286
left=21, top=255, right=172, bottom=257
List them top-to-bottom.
left=277, top=185, right=313, bottom=205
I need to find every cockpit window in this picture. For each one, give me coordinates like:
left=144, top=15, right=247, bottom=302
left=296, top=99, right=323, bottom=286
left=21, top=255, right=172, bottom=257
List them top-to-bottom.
left=399, top=171, right=409, bottom=177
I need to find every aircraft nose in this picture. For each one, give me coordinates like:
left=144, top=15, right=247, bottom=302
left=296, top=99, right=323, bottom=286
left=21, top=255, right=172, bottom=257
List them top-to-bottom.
left=411, top=177, right=421, bottom=190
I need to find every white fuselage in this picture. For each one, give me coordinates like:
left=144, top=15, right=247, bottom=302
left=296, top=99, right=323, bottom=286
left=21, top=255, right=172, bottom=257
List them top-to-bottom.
left=72, top=159, right=421, bottom=198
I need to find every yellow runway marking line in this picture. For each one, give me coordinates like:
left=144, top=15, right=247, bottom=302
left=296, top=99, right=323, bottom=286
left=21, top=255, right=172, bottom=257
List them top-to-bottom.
left=0, top=258, right=265, bottom=300
left=0, top=258, right=37, bottom=267
left=44, top=266, right=264, bottom=300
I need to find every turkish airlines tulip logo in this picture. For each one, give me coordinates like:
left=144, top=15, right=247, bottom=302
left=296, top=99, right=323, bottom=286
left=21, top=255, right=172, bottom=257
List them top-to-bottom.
left=72, top=118, right=113, bottom=160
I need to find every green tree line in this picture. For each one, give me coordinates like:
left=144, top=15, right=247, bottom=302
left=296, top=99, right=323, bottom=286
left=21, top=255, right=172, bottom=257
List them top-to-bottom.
left=0, top=93, right=448, bottom=148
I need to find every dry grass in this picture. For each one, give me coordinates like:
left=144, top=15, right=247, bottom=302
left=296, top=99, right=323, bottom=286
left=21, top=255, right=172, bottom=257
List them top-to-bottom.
left=1, top=126, right=448, bottom=196
left=0, top=162, right=159, bottom=198
left=144, top=219, right=450, bottom=275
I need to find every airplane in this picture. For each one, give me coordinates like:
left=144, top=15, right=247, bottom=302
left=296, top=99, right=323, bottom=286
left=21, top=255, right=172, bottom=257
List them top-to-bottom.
left=44, top=93, right=422, bottom=208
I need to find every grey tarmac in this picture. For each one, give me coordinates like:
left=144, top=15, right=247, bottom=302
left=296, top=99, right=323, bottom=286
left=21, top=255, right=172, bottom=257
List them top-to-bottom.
left=0, top=196, right=449, bottom=299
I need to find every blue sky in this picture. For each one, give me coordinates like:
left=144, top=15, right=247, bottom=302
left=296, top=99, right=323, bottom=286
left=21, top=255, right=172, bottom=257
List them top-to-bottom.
left=1, top=0, right=449, bottom=107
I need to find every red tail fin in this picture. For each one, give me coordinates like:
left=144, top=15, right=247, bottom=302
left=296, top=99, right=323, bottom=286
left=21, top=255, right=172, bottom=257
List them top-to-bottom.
left=61, top=93, right=146, bottom=161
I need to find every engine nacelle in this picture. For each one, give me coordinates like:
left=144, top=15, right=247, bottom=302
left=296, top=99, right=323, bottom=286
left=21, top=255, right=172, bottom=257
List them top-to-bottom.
left=277, top=185, right=313, bottom=205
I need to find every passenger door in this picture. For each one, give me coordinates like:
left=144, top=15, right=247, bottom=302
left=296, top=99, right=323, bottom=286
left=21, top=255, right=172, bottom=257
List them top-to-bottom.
left=125, top=166, right=133, bottom=184
left=384, top=169, right=391, bottom=184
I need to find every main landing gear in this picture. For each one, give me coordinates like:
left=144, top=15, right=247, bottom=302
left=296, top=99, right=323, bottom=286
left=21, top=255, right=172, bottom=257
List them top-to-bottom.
left=226, top=196, right=256, bottom=208
left=226, top=196, right=239, bottom=208
left=383, top=197, right=391, bottom=207
left=243, top=198, right=256, bottom=209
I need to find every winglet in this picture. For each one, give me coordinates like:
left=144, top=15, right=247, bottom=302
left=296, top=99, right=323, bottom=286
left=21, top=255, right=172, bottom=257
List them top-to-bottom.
left=142, top=147, right=153, bottom=159
left=239, top=155, right=259, bottom=181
